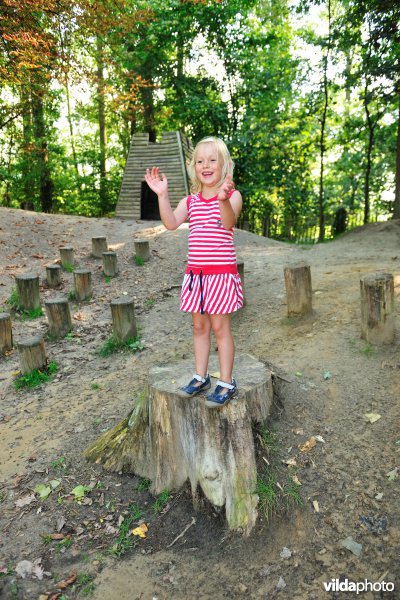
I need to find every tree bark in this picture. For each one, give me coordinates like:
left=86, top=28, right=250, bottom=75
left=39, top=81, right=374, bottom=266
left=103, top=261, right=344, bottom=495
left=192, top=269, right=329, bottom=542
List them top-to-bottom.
left=96, top=36, right=108, bottom=214
left=31, top=89, right=54, bottom=213
left=393, top=90, right=400, bottom=219
left=284, top=263, right=313, bottom=317
left=360, top=273, right=395, bottom=344
left=15, top=274, right=40, bottom=312
left=0, top=313, right=13, bottom=354
left=17, top=336, right=47, bottom=375
left=85, top=354, right=273, bottom=535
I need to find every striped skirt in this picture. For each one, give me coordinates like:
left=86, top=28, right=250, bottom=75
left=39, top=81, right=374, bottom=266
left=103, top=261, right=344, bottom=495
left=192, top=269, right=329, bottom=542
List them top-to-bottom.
left=180, top=271, right=243, bottom=315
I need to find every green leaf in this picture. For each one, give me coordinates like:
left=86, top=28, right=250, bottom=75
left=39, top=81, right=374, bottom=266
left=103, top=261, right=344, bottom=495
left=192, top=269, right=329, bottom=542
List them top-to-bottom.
left=34, top=484, right=52, bottom=500
left=71, top=485, right=91, bottom=502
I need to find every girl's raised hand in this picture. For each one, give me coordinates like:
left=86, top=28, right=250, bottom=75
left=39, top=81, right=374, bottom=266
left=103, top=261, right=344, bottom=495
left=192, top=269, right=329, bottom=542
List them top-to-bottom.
left=144, top=167, right=168, bottom=196
left=217, top=175, right=234, bottom=201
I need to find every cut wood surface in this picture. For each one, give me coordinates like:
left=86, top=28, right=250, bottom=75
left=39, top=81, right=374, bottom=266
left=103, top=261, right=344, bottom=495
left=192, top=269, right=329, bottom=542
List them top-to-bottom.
left=92, top=237, right=108, bottom=257
left=134, top=240, right=150, bottom=262
left=59, top=246, right=74, bottom=267
left=102, top=251, right=118, bottom=277
left=283, top=262, right=313, bottom=316
left=46, top=264, right=62, bottom=287
left=73, top=269, right=92, bottom=301
left=360, top=272, right=395, bottom=344
left=15, top=274, right=41, bottom=312
left=45, top=297, right=72, bottom=339
left=110, top=297, right=137, bottom=341
left=0, top=312, right=13, bottom=354
left=16, top=335, right=47, bottom=375
left=85, top=353, right=273, bottom=534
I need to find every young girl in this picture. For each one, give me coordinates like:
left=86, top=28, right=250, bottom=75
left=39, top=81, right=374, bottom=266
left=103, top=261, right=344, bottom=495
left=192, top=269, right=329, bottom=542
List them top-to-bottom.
left=144, top=136, right=243, bottom=408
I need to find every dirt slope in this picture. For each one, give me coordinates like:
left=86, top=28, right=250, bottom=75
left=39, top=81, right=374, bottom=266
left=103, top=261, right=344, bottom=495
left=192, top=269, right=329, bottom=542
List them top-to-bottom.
left=0, top=208, right=399, bottom=600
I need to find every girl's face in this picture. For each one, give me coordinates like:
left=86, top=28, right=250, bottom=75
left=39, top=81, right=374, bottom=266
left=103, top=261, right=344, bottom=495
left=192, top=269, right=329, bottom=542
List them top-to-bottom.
left=194, top=143, right=223, bottom=190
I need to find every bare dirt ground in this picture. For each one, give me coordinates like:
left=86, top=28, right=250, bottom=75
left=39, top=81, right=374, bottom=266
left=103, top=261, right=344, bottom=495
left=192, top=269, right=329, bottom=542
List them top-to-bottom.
left=0, top=207, right=399, bottom=600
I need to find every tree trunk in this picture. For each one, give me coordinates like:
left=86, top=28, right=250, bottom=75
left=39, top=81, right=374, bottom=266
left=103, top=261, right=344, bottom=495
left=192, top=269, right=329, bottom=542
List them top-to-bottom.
left=96, top=36, right=108, bottom=214
left=31, top=90, right=54, bottom=213
left=393, top=90, right=400, bottom=219
left=85, top=353, right=273, bottom=535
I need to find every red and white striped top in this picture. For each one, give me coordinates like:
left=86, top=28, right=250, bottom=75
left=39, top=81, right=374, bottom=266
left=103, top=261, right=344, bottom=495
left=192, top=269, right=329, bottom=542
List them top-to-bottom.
left=185, top=191, right=238, bottom=275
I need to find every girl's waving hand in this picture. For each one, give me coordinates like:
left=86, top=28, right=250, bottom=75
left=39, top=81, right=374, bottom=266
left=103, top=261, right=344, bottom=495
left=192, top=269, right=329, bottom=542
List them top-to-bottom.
left=145, top=167, right=168, bottom=196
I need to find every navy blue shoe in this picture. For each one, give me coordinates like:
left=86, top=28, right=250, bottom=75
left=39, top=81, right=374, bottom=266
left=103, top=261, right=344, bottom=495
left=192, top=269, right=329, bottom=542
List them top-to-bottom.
left=180, top=373, right=211, bottom=396
left=205, top=378, right=237, bottom=408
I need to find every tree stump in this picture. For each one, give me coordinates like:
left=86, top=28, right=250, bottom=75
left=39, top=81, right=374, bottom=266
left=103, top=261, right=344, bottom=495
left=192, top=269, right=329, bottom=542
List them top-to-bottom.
left=92, top=237, right=108, bottom=258
left=134, top=240, right=150, bottom=262
left=59, top=246, right=74, bottom=268
left=103, top=252, right=118, bottom=277
left=237, top=259, right=245, bottom=306
left=283, top=262, right=312, bottom=316
left=46, top=264, right=62, bottom=288
left=73, top=269, right=92, bottom=301
left=360, top=272, right=395, bottom=344
left=15, top=274, right=41, bottom=312
left=45, top=297, right=72, bottom=339
left=110, top=297, right=137, bottom=341
left=0, top=313, right=13, bottom=354
left=17, top=335, right=47, bottom=375
left=85, top=353, right=273, bottom=535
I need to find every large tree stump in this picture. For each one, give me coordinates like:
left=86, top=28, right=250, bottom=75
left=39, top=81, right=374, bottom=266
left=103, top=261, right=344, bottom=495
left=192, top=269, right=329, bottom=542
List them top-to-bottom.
left=92, top=237, right=108, bottom=258
left=134, top=240, right=150, bottom=262
left=59, top=246, right=74, bottom=268
left=102, top=252, right=118, bottom=277
left=283, top=262, right=312, bottom=316
left=46, top=264, right=62, bottom=288
left=73, top=269, right=92, bottom=301
left=360, top=272, right=395, bottom=344
left=15, top=274, right=41, bottom=312
left=45, top=297, right=72, bottom=339
left=110, top=297, right=137, bottom=341
left=0, top=313, right=13, bottom=354
left=17, top=335, right=47, bottom=375
left=85, top=353, right=273, bottom=534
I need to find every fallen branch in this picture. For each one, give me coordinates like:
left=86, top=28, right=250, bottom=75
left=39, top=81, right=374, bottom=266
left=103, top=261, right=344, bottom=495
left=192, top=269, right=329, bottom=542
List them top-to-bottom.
left=167, top=517, right=196, bottom=548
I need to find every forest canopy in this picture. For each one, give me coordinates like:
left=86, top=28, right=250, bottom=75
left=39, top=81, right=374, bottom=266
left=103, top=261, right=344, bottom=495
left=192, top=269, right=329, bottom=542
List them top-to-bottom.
left=0, top=0, right=399, bottom=241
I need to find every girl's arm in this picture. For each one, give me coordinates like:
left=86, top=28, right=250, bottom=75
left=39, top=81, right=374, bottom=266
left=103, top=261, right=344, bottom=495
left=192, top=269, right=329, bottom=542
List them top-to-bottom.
left=145, top=167, right=188, bottom=230
left=217, top=177, right=242, bottom=229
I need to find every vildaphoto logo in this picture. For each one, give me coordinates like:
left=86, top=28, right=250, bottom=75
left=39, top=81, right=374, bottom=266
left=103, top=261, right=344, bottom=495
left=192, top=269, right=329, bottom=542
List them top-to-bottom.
left=323, top=578, right=395, bottom=594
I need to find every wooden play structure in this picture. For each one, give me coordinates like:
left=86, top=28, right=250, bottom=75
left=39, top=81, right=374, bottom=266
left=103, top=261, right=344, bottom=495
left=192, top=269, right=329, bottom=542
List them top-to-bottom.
left=116, top=131, right=193, bottom=220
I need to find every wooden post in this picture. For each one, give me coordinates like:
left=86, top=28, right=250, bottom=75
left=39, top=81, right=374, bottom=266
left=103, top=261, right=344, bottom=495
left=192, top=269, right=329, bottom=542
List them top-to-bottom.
left=92, top=237, right=108, bottom=258
left=134, top=240, right=150, bottom=262
left=59, top=246, right=74, bottom=268
left=102, top=252, right=118, bottom=277
left=237, top=259, right=245, bottom=306
left=283, top=262, right=313, bottom=317
left=46, top=264, right=62, bottom=288
left=73, top=269, right=92, bottom=301
left=360, top=272, right=395, bottom=344
left=15, top=274, right=41, bottom=312
left=45, top=297, right=72, bottom=339
left=110, top=297, right=137, bottom=341
left=0, top=313, right=13, bottom=354
left=17, top=335, right=47, bottom=375
left=85, top=353, right=273, bottom=535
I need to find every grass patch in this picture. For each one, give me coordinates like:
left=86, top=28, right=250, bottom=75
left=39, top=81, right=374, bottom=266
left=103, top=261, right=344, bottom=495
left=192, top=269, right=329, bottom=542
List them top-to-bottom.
left=134, top=255, right=145, bottom=266
left=62, top=261, right=74, bottom=273
left=7, top=288, right=43, bottom=319
left=144, top=296, right=155, bottom=307
left=97, top=335, right=144, bottom=358
left=360, top=343, right=374, bottom=357
left=14, top=361, right=58, bottom=390
left=91, top=383, right=101, bottom=390
left=254, top=425, right=278, bottom=454
left=50, top=456, right=67, bottom=471
left=256, top=468, right=303, bottom=522
left=135, top=477, right=151, bottom=492
left=153, top=489, right=170, bottom=513
left=110, top=503, right=142, bottom=557
left=55, top=537, right=73, bottom=553
left=76, top=573, right=96, bottom=596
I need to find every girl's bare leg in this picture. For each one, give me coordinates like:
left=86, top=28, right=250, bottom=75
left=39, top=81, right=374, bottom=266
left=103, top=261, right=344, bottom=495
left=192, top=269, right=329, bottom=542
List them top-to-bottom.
left=192, top=312, right=211, bottom=385
left=210, top=313, right=235, bottom=392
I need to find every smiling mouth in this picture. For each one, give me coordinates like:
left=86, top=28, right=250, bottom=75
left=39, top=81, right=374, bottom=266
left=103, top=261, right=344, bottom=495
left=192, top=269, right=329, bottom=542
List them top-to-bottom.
left=202, top=172, right=213, bottom=176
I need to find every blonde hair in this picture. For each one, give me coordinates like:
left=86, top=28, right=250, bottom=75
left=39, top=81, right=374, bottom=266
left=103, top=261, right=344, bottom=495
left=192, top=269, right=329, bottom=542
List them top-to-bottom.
left=187, top=136, right=234, bottom=193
